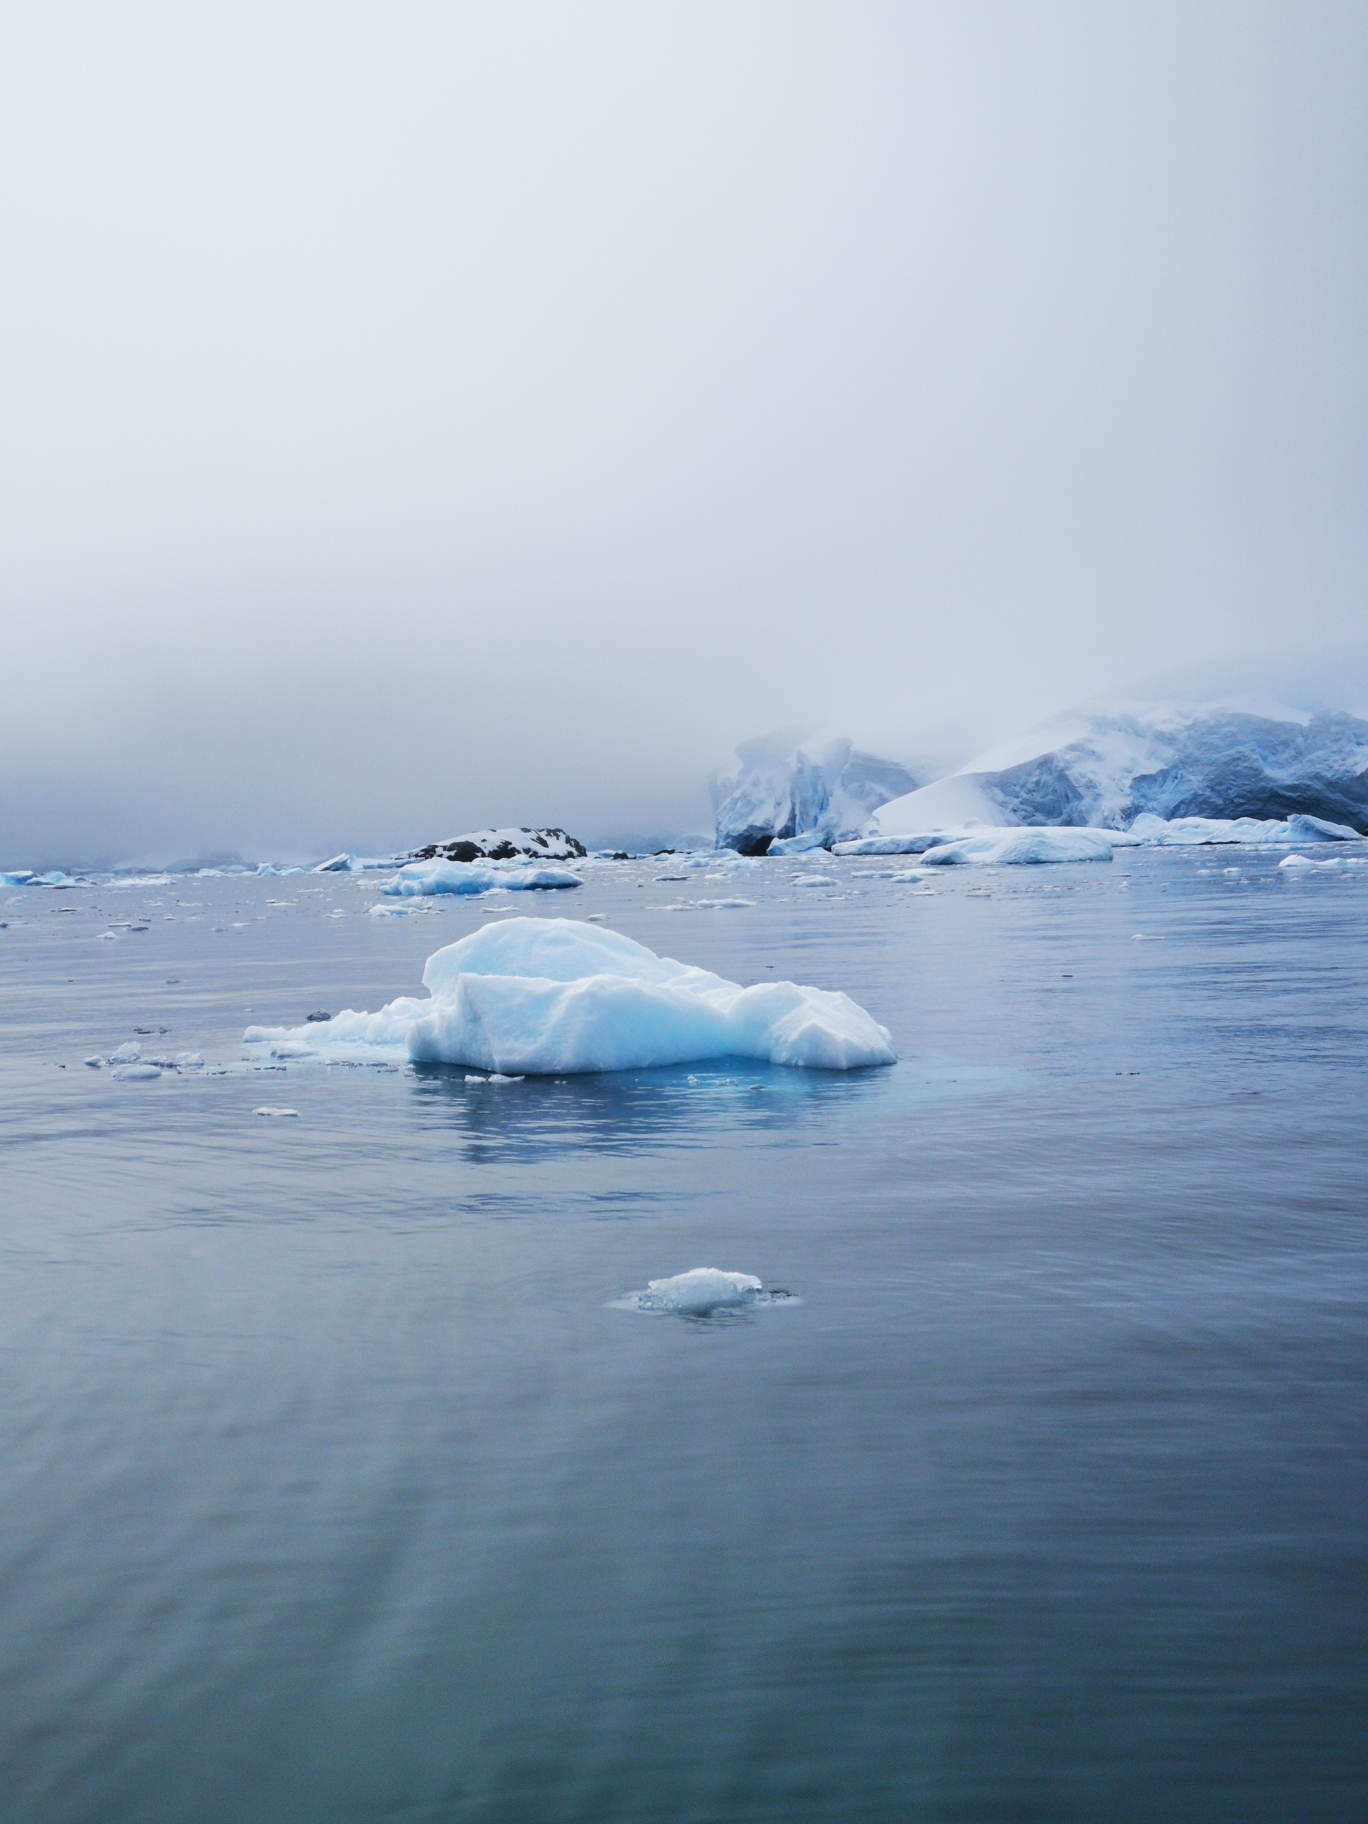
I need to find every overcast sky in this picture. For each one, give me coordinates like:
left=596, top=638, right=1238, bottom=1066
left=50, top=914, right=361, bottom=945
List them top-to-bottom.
left=3, top=3, right=1366, bottom=864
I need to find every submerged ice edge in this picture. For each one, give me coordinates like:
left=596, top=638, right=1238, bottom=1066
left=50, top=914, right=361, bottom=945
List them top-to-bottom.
left=244, top=916, right=896, bottom=1075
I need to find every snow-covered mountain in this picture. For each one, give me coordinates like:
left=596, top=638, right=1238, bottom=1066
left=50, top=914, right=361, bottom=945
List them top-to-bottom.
left=867, top=707, right=1368, bottom=839
left=711, top=736, right=920, bottom=853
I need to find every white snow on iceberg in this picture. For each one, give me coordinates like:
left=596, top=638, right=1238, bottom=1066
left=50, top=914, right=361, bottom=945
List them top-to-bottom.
left=1125, top=812, right=1360, bottom=846
left=918, top=828, right=1117, bottom=866
left=244, top=917, right=896, bottom=1074
left=611, top=1268, right=799, bottom=1315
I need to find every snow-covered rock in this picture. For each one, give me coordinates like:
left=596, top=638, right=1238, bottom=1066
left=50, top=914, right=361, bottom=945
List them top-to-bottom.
left=867, top=708, right=1368, bottom=838
left=711, top=735, right=918, bottom=854
left=409, top=827, right=586, bottom=863
left=244, top=916, right=896, bottom=1074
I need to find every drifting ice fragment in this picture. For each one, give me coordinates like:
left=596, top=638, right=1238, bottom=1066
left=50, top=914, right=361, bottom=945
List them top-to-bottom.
left=612, top=1268, right=800, bottom=1315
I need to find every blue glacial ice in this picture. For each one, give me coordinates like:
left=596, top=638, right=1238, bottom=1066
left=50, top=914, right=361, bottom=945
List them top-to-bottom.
left=864, top=708, right=1368, bottom=840
left=712, top=734, right=919, bottom=854
left=916, top=828, right=1117, bottom=866
left=381, top=861, right=583, bottom=897
left=244, top=916, right=896, bottom=1074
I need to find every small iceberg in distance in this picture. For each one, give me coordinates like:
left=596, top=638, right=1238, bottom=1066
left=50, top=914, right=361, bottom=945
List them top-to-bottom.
left=381, top=861, right=583, bottom=897
left=244, top=916, right=895, bottom=1074
left=611, top=1268, right=800, bottom=1316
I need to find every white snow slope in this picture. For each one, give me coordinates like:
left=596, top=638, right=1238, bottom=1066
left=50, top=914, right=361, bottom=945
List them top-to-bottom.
left=866, top=707, right=1368, bottom=840
left=244, top=917, right=896, bottom=1074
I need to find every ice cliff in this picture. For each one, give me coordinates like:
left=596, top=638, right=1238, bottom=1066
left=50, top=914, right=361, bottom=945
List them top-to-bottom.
left=866, top=708, right=1368, bottom=839
left=711, top=736, right=919, bottom=854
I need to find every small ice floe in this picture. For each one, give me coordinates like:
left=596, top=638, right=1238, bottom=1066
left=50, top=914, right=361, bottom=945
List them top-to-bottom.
left=790, top=874, right=835, bottom=887
left=692, top=897, right=756, bottom=910
left=1130, top=932, right=1163, bottom=942
left=110, top=1042, right=141, bottom=1064
left=175, top=1053, right=204, bottom=1071
left=83, top=1056, right=102, bottom=1068
left=112, top=1063, right=162, bottom=1081
left=253, top=1106, right=299, bottom=1117
left=612, top=1267, right=800, bottom=1316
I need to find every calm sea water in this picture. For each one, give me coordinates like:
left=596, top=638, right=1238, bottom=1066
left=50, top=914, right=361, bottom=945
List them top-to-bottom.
left=2, top=850, right=1367, bottom=1822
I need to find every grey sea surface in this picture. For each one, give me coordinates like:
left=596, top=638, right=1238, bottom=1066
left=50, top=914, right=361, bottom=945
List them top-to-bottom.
left=2, top=851, right=1367, bottom=1822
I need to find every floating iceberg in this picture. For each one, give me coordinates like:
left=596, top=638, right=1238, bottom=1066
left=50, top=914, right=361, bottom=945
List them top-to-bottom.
left=865, top=708, right=1368, bottom=838
left=712, top=734, right=919, bottom=853
left=1125, top=812, right=1360, bottom=846
left=408, top=827, right=587, bottom=863
left=919, top=828, right=1116, bottom=866
left=381, top=862, right=583, bottom=897
left=244, top=916, right=895, bottom=1074
left=611, top=1268, right=799, bottom=1315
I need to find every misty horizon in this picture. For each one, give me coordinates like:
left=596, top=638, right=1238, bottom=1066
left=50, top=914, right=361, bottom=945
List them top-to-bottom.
left=4, top=5, right=1367, bottom=867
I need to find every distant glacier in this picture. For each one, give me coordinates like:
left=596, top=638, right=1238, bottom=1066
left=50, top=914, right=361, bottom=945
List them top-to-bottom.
left=713, top=707, right=1368, bottom=851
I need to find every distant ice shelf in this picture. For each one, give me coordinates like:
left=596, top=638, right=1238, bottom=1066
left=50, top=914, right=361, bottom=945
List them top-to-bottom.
left=836, top=812, right=1363, bottom=860
left=244, top=916, right=896, bottom=1074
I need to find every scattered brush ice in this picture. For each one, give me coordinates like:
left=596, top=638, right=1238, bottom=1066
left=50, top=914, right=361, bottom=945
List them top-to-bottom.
left=381, top=862, right=582, bottom=898
left=244, top=915, right=895, bottom=1074
left=112, top=1063, right=162, bottom=1081
left=254, top=1105, right=299, bottom=1117
left=612, top=1267, right=799, bottom=1315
